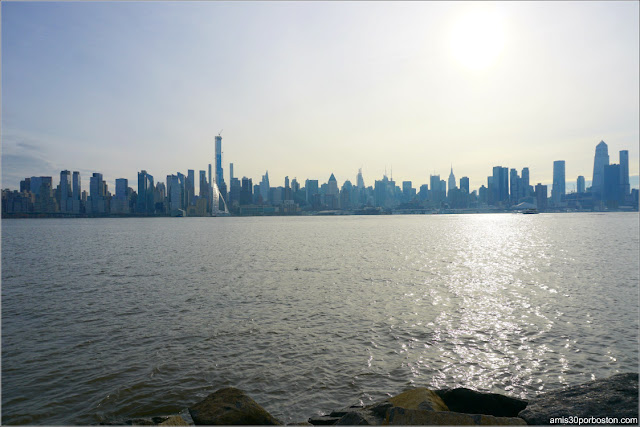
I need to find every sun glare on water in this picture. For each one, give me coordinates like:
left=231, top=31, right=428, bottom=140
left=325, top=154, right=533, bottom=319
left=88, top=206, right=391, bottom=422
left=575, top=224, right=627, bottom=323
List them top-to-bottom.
left=450, top=8, right=506, bottom=71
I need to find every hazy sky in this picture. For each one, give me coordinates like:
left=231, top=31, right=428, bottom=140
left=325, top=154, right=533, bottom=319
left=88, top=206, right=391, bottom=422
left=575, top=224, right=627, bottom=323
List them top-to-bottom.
left=2, top=1, right=639, bottom=194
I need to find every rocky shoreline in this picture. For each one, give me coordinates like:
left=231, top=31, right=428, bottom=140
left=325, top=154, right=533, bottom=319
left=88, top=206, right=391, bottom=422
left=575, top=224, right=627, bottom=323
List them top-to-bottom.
left=110, top=373, right=638, bottom=425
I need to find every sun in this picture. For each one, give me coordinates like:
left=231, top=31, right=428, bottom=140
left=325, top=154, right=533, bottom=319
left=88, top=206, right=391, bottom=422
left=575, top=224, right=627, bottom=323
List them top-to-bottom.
left=450, top=8, right=506, bottom=71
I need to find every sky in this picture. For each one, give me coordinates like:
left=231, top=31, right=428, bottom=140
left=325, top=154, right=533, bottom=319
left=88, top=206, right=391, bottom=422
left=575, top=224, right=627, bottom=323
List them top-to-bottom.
left=2, top=1, right=639, bottom=194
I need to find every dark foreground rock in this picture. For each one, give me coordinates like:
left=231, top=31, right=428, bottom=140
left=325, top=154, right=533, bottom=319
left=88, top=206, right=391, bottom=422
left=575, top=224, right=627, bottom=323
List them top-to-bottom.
left=518, top=373, right=639, bottom=425
left=188, top=387, right=281, bottom=425
left=311, top=387, right=525, bottom=425
left=434, top=387, right=528, bottom=417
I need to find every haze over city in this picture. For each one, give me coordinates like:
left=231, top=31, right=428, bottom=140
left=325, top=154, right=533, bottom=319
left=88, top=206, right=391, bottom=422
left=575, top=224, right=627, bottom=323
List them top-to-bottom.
left=2, top=1, right=639, bottom=192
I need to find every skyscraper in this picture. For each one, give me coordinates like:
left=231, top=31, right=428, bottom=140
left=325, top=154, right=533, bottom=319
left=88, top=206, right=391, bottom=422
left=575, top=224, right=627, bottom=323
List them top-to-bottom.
left=215, top=135, right=224, bottom=187
left=591, top=140, right=609, bottom=196
left=619, top=150, right=630, bottom=197
left=552, top=160, right=565, bottom=205
left=603, top=164, right=621, bottom=206
left=447, top=167, right=456, bottom=197
left=491, top=167, right=509, bottom=205
left=521, top=167, right=530, bottom=198
left=356, top=168, right=365, bottom=189
left=509, top=168, right=520, bottom=204
left=59, top=170, right=72, bottom=212
left=137, top=170, right=154, bottom=214
left=186, top=170, right=195, bottom=207
left=72, top=171, right=81, bottom=200
left=260, top=171, right=270, bottom=203
left=430, top=175, right=442, bottom=203
left=577, top=176, right=586, bottom=194
left=460, top=177, right=470, bottom=194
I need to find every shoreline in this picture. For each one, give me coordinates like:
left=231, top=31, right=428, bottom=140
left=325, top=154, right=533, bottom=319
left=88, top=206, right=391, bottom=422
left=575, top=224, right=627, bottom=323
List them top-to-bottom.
left=107, top=373, right=638, bottom=426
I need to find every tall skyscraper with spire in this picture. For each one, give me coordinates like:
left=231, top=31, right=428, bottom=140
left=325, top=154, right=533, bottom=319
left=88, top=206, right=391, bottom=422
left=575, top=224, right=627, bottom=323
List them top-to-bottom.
left=215, top=134, right=224, bottom=187
left=592, top=140, right=609, bottom=196
left=447, top=166, right=456, bottom=197
left=356, top=168, right=365, bottom=189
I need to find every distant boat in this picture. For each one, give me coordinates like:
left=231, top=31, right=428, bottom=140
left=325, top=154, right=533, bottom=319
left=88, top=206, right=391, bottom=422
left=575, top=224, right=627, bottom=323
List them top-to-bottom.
left=522, top=208, right=538, bottom=214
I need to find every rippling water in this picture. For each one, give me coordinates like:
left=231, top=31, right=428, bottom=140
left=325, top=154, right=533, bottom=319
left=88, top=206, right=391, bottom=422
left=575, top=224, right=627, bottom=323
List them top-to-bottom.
left=2, top=213, right=638, bottom=424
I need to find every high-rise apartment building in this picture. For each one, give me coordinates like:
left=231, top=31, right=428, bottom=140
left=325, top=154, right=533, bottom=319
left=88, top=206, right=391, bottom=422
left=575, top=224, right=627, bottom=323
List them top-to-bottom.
left=591, top=140, right=609, bottom=196
left=619, top=150, right=630, bottom=197
left=552, top=160, right=566, bottom=205
left=603, top=164, right=621, bottom=206
left=491, top=167, right=509, bottom=205
left=521, top=167, right=530, bottom=198
left=509, top=169, right=520, bottom=204
left=59, top=170, right=72, bottom=212
left=137, top=170, right=154, bottom=214
left=186, top=170, right=195, bottom=207
left=72, top=171, right=81, bottom=200
left=577, top=176, right=586, bottom=194
left=460, top=177, right=470, bottom=194
left=535, top=183, right=547, bottom=211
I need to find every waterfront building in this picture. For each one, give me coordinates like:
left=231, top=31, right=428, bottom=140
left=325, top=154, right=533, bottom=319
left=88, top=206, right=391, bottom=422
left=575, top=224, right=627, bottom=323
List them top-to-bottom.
left=591, top=140, right=609, bottom=197
left=619, top=150, right=630, bottom=198
left=552, top=160, right=566, bottom=206
left=230, top=163, right=234, bottom=182
left=603, top=164, right=621, bottom=208
left=447, top=167, right=456, bottom=197
left=491, top=167, right=509, bottom=205
left=521, top=167, right=530, bottom=198
left=509, top=168, right=520, bottom=205
left=59, top=170, right=72, bottom=212
left=137, top=170, right=154, bottom=214
left=186, top=170, right=195, bottom=207
left=260, top=171, right=270, bottom=203
left=72, top=172, right=82, bottom=212
left=88, top=173, right=108, bottom=214
left=326, top=173, right=340, bottom=209
left=167, top=174, right=183, bottom=214
left=429, top=175, right=442, bottom=203
left=29, top=176, right=52, bottom=196
left=577, top=176, right=586, bottom=194
left=20, top=177, right=31, bottom=193
left=229, top=177, right=241, bottom=209
left=240, top=177, right=253, bottom=205
left=460, top=177, right=470, bottom=195
left=111, top=178, right=130, bottom=214
left=34, top=179, right=58, bottom=213
left=305, top=179, right=319, bottom=204
left=402, top=181, right=413, bottom=202
left=535, top=183, right=548, bottom=211
left=419, top=184, right=428, bottom=201
left=478, top=185, right=488, bottom=204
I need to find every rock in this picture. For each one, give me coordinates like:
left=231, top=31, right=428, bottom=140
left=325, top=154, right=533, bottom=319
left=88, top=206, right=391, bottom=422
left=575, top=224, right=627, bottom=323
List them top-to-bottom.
left=518, top=373, right=639, bottom=425
left=188, top=387, right=281, bottom=425
left=382, top=387, right=449, bottom=412
left=434, top=388, right=528, bottom=417
left=384, top=407, right=527, bottom=425
left=335, top=411, right=370, bottom=425
left=308, top=415, right=342, bottom=425
left=160, top=416, right=190, bottom=426
left=125, top=418, right=156, bottom=425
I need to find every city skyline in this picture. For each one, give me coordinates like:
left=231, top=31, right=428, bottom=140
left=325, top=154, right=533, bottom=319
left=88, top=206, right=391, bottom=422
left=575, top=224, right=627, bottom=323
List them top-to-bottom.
left=2, top=1, right=639, bottom=191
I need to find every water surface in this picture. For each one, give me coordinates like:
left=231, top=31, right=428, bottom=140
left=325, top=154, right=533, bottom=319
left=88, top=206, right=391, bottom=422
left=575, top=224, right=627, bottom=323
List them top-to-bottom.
left=2, top=213, right=638, bottom=424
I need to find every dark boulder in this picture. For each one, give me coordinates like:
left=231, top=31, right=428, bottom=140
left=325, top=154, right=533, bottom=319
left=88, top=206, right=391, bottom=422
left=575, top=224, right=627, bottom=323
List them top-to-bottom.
left=518, top=373, right=639, bottom=425
left=188, top=387, right=281, bottom=425
left=434, top=387, right=528, bottom=417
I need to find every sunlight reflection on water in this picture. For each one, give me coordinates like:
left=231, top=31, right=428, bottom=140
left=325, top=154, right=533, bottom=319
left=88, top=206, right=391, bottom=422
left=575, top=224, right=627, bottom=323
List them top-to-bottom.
left=1, top=213, right=638, bottom=424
